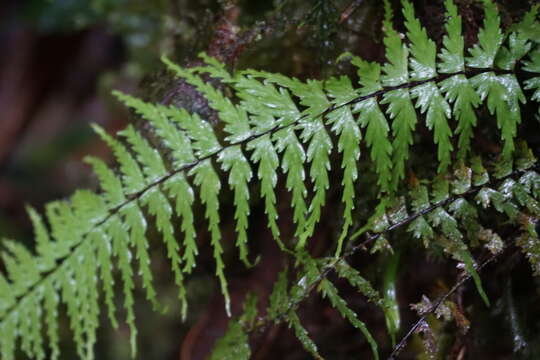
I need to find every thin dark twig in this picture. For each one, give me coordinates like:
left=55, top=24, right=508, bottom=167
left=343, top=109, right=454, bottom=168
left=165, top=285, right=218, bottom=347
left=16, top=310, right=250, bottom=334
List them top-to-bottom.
left=387, top=254, right=500, bottom=359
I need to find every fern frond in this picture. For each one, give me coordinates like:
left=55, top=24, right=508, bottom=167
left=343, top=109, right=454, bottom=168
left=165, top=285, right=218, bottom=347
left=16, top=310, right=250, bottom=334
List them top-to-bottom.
left=381, top=0, right=416, bottom=189
left=403, top=0, right=453, bottom=172
left=438, top=0, right=480, bottom=159
left=467, top=0, right=503, bottom=68
left=352, top=58, right=392, bottom=192
left=470, top=71, right=525, bottom=160
left=232, top=72, right=311, bottom=244
left=325, top=76, right=362, bottom=256
left=293, top=79, right=333, bottom=243
left=112, top=92, right=196, bottom=165
left=92, top=124, right=146, bottom=193
left=274, top=127, right=309, bottom=244
left=247, top=134, right=282, bottom=243
left=190, top=160, right=230, bottom=315
left=164, top=174, right=198, bottom=272
left=108, top=215, right=138, bottom=354
left=95, top=229, right=118, bottom=328
left=335, top=259, right=382, bottom=306
left=267, top=269, right=289, bottom=322
left=319, top=279, right=379, bottom=360
left=208, top=294, right=257, bottom=360
left=287, top=310, right=323, bottom=360
left=209, top=321, right=250, bottom=360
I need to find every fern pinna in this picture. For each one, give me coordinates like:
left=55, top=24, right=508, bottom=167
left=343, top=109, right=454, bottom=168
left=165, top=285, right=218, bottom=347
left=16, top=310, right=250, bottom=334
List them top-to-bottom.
left=1, top=0, right=540, bottom=359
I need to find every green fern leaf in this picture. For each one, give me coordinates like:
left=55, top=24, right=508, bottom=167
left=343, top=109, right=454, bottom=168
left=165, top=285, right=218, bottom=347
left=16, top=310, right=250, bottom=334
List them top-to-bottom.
left=381, top=0, right=409, bottom=86
left=403, top=0, right=437, bottom=80
left=438, top=0, right=480, bottom=159
left=438, top=0, right=465, bottom=73
left=467, top=0, right=503, bottom=68
left=467, top=0, right=525, bottom=158
left=381, top=1, right=416, bottom=188
left=403, top=1, right=453, bottom=172
left=2, top=2, right=540, bottom=357
left=513, top=5, right=540, bottom=41
left=495, top=32, right=532, bottom=70
left=192, top=52, right=234, bottom=81
left=352, top=59, right=392, bottom=192
left=163, top=64, right=252, bottom=143
left=470, top=72, right=525, bottom=160
left=233, top=73, right=300, bottom=126
left=439, top=74, right=480, bottom=160
left=234, top=75, right=310, bottom=243
left=325, top=76, right=362, bottom=256
left=280, top=78, right=334, bottom=244
left=291, top=78, right=332, bottom=117
left=411, top=83, right=454, bottom=173
left=383, top=87, right=416, bottom=189
left=113, top=92, right=196, bottom=166
left=173, top=110, right=221, bottom=157
left=116, top=113, right=190, bottom=313
left=301, top=120, right=332, bottom=241
left=92, top=124, right=146, bottom=193
left=120, top=125, right=167, bottom=180
left=273, top=127, right=308, bottom=245
left=247, top=134, right=281, bottom=243
left=219, top=146, right=253, bottom=265
left=84, top=157, right=126, bottom=206
left=190, top=160, right=230, bottom=316
left=164, top=174, right=198, bottom=273
left=513, top=182, right=540, bottom=216
left=407, top=183, right=434, bottom=245
left=144, top=188, right=188, bottom=316
left=449, top=197, right=480, bottom=245
left=44, top=201, right=77, bottom=257
left=122, top=203, right=158, bottom=309
left=26, top=207, right=56, bottom=272
left=429, top=207, right=490, bottom=306
left=108, top=215, right=138, bottom=355
left=95, top=229, right=118, bottom=328
left=2, top=240, right=40, bottom=292
left=335, top=259, right=382, bottom=306
left=59, top=261, right=85, bottom=358
left=268, top=269, right=289, bottom=321
left=0, top=275, right=14, bottom=319
left=319, top=279, right=379, bottom=360
left=43, top=280, right=60, bottom=360
left=17, top=292, right=42, bottom=360
left=208, top=294, right=257, bottom=360
left=0, top=309, right=16, bottom=360
left=287, top=310, right=323, bottom=360
left=209, top=321, right=250, bottom=360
